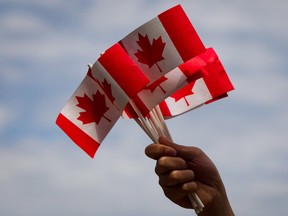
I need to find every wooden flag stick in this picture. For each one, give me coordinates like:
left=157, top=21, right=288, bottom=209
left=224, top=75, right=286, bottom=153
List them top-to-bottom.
left=129, top=100, right=158, bottom=143
left=154, top=105, right=172, bottom=140
left=148, top=111, right=166, bottom=137
left=147, top=117, right=159, bottom=136
left=134, top=118, right=155, bottom=142
left=189, top=193, right=204, bottom=214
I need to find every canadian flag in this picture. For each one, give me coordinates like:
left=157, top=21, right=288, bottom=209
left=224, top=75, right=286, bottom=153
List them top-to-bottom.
left=56, top=4, right=234, bottom=157
left=119, top=4, right=205, bottom=82
left=56, top=43, right=150, bottom=158
left=90, top=43, right=149, bottom=111
left=127, top=48, right=218, bottom=117
left=160, top=58, right=234, bottom=118
left=56, top=73, right=122, bottom=158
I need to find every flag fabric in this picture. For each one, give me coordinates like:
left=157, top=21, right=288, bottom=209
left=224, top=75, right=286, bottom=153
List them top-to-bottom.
left=56, top=4, right=234, bottom=157
left=119, top=4, right=205, bottom=83
left=90, top=43, right=150, bottom=111
left=57, top=44, right=150, bottom=158
left=124, top=48, right=219, bottom=118
left=159, top=57, right=234, bottom=118
left=202, top=59, right=234, bottom=103
left=56, top=72, right=122, bottom=158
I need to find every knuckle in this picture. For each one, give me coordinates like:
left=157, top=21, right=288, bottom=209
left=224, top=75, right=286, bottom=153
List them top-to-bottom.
left=191, top=146, right=203, bottom=156
left=157, top=156, right=170, bottom=166
left=155, top=157, right=170, bottom=173
left=154, top=165, right=160, bottom=175
left=170, top=170, right=182, bottom=180
left=170, top=170, right=194, bottom=182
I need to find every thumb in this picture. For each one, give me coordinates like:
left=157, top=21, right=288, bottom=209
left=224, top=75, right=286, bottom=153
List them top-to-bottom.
left=158, top=136, right=199, bottom=161
left=158, top=136, right=183, bottom=151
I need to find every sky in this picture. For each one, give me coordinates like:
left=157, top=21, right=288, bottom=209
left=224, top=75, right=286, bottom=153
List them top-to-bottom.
left=0, top=0, right=288, bottom=215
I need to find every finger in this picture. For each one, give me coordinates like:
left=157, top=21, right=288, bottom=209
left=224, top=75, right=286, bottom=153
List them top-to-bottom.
left=158, top=137, right=203, bottom=161
left=145, top=143, right=176, bottom=160
left=155, top=156, right=187, bottom=175
left=158, top=169, right=195, bottom=187
left=182, top=181, right=198, bottom=192
left=162, top=183, right=197, bottom=209
left=162, top=184, right=188, bottom=201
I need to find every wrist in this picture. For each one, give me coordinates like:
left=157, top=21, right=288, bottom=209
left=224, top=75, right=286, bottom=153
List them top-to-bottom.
left=199, top=185, right=234, bottom=216
left=199, top=198, right=234, bottom=216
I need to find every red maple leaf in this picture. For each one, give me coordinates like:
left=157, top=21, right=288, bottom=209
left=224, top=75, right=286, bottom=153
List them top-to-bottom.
left=134, top=33, right=166, bottom=72
left=87, top=67, right=96, bottom=81
left=146, top=76, right=168, bottom=93
left=100, top=79, right=115, bottom=103
left=170, top=82, right=195, bottom=106
left=76, top=91, right=111, bottom=125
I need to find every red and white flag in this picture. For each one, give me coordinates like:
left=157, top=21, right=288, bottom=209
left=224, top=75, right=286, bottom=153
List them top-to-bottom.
left=56, top=4, right=234, bottom=157
left=119, top=4, right=205, bottom=83
left=57, top=43, right=150, bottom=158
left=90, top=43, right=150, bottom=111
left=125, top=48, right=218, bottom=118
left=159, top=58, right=234, bottom=118
left=56, top=72, right=122, bottom=158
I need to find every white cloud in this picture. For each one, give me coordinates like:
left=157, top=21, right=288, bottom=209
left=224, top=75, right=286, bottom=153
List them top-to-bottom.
left=0, top=105, right=16, bottom=132
left=0, top=132, right=188, bottom=216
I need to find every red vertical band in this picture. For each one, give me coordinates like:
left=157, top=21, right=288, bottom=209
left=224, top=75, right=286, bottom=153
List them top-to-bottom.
left=158, top=5, right=206, bottom=62
left=98, top=43, right=149, bottom=98
left=203, top=60, right=234, bottom=98
left=159, top=100, right=172, bottom=117
left=56, top=113, right=100, bottom=158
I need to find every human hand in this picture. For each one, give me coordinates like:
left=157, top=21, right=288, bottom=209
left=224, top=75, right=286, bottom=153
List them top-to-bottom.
left=145, top=137, right=234, bottom=216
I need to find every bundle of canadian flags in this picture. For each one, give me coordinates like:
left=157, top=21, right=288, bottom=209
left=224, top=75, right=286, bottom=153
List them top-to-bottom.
left=56, top=4, right=234, bottom=213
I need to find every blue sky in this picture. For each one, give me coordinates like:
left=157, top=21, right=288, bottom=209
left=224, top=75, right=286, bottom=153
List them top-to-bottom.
left=1, top=0, right=288, bottom=215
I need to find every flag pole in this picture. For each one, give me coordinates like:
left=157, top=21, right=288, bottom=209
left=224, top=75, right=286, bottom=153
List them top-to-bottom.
left=129, top=100, right=158, bottom=143
left=154, top=105, right=172, bottom=140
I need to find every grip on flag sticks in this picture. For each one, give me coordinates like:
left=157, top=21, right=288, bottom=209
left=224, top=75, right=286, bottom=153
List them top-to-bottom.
left=129, top=101, right=204, bottom=214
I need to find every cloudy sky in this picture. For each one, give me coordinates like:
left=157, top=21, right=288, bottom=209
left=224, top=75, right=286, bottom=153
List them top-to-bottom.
left=1, top=0, right=287, bottom=215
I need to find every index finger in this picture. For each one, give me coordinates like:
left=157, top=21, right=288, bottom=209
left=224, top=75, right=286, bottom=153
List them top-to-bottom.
left=145, top=143, right=177, bottom=160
